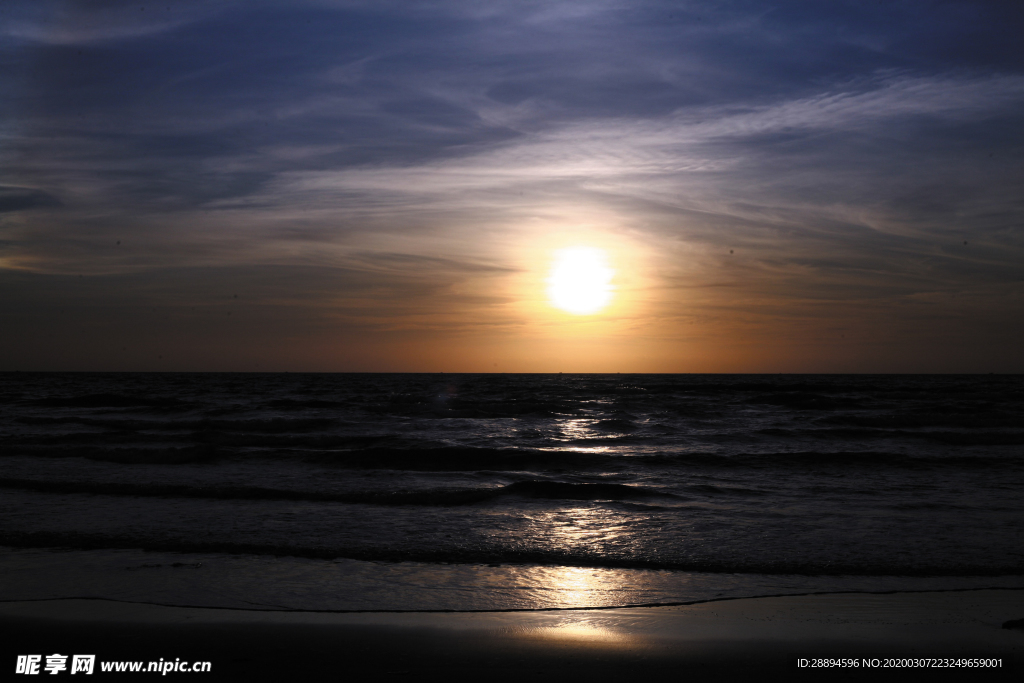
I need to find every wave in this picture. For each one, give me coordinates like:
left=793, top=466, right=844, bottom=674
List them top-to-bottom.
left=28, top=393, right=190, bottom=410
left=745, top=393, right=862, bottom=410
left=370, top=394, right=579, bottom=419
left=264, top=398, right=347, bottom=410
left=819, top=413, right=1024, bottom=430
left=14, top=416, right=340, bottom=433
left=589, top=418, right=638, bottom=432
left=757, top=427, right=1024, bottom=446
left=4, top=440, right=1020, bottom=469
left=2, top=446, right=220, bottom=464
left=276, top=446, right=1024, bottom=471
left=304, top=446, right=624, bottom=471
left=0, top=477, right=672, bottom=506
left=500, top=480, right=667, bottom=501
left=685, top=483, right=765, bottom=496
left=3, top=531, right=1022, bottom=577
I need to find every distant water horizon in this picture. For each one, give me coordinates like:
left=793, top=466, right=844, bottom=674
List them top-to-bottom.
left=12, top=369, right=1016, bottom=379
left=2, top=372, right=1022, bottom=611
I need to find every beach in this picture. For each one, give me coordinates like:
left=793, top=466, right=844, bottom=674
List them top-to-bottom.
left=5, top=589, right=1023, bottom=680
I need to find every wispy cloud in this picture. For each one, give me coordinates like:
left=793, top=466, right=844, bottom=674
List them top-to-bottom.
left=2, top=0, right=228, bottom=46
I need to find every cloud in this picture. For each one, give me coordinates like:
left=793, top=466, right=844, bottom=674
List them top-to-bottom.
left=1, top=0, right=229, bottom=46
left=261, top=72, right=1024, bottom=219
left=0, top=185, right=61, bottom=212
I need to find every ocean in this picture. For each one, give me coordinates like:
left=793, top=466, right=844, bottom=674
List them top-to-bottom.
left=2, top=372, right=1022, bottom=611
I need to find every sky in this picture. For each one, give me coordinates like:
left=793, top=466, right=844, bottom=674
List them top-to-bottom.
left=2, top=0, right=1023, bottom=372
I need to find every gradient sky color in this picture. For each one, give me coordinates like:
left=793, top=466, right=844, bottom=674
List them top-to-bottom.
left=2, top=0, right=1023, bottom=372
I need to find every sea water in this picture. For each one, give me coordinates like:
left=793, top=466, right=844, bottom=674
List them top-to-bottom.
left=1, top=372, right=1022, bottom=611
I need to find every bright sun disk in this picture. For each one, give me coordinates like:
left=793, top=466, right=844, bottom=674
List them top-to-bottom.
left=547, top=247, right=614, bottom=315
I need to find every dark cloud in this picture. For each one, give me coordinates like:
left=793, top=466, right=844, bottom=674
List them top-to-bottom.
left=0, top=185, right=61, bottom=212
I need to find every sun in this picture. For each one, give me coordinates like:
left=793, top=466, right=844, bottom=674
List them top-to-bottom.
left=546, top=246, right=615, bottom=315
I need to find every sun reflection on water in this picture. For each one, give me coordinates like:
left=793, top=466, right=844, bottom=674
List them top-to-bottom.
left=557, top=418, right=593, bottom=441
left=517, top=559, right=652, bottom=608
left=542, top=566, right=605, bottom=607
left=519, top=567, right=638, bottom=644
left=537, top=619, right=625, bottom=644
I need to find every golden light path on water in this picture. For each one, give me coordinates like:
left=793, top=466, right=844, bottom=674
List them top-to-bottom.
left=502, top=508, right=640, bottom=606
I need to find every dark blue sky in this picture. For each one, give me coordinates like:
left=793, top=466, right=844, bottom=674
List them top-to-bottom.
left=2, top=0, right=1023, bottom=371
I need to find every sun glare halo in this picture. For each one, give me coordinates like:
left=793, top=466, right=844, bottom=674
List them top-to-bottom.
left=547, top=247, right=615, bottom=315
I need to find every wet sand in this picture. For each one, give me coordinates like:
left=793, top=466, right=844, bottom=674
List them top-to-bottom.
left=4, top=590, right=1023, bottom=680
